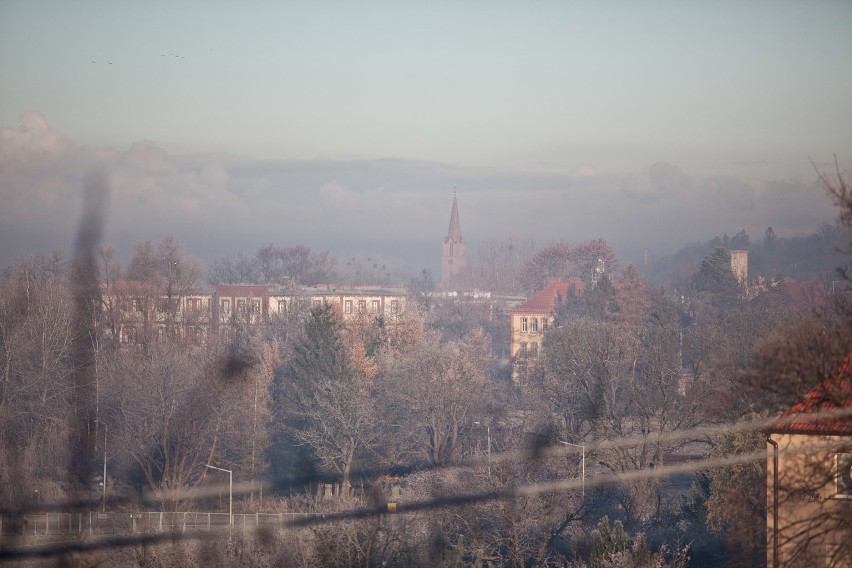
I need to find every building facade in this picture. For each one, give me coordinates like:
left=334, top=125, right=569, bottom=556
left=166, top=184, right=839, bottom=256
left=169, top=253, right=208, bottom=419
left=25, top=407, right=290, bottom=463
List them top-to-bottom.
left=730, top=249, right=748, bottom=287
left=509, top=277, right=585, bottom=380
left=107, top=283, right=407, bottom=347
left=269, top=284, right=406, bottom=321
left=766, top=358, right=852, bottom=568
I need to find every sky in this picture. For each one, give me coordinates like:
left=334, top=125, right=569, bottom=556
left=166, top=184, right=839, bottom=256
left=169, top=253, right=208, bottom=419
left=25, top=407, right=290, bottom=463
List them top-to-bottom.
left=1, top=1, right=851, bottom=275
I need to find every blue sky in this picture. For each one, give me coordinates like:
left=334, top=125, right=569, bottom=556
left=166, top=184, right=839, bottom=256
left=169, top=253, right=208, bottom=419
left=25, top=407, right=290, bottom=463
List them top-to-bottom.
left=1, top=1, right=851, bottom=272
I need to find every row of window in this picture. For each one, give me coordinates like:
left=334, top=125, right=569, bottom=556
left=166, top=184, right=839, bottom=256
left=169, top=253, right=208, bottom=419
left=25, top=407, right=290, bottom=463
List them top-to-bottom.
left=124, top=296, right=402, bottom=318
left=127, top=297, right=210, bottom=313
left=220, top=298, right=262, bottom=314
left=342, top=299, right=399, bottom=315
left=519, top=317, right=548, bottom=333
left=518, top=342, right=539, bottom=356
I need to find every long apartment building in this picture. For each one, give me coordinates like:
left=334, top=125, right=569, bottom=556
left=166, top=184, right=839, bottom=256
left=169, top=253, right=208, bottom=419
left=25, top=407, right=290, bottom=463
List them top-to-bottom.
left=107, top=282, right=407, bottom=346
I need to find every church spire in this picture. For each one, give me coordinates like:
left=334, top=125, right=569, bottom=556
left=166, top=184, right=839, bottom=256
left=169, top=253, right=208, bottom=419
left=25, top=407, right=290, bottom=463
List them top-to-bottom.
left=441, top=192, right=467, bottom=290
left=446, top=192, right=462, bottom=243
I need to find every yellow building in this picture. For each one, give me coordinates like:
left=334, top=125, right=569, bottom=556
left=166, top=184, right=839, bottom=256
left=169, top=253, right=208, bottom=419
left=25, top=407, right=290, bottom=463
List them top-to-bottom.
left=509, top=277, right=585, bottom=377
left=766, top=358, right=852, bottom=568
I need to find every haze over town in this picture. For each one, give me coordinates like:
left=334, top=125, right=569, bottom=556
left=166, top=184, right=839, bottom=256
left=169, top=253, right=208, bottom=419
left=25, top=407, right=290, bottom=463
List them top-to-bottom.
left=2, top=1, right=851, bottom=273
left=3, top=3, right=852, bottom=567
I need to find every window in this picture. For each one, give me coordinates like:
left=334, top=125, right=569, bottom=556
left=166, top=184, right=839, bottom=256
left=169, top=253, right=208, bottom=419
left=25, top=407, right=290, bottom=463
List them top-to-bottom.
left=131, top=298, right=141, bottom=312
left=221, top=299, right=230, bottom=315
left=237, top=299, right=246, bottom=314
left=252, top=299, right=261, bottom=313
left=278, top=300, right=287, bottom=314
left=345, top=300, right=353, bottom=314
left=358, top=300, right=366, bottom=314
left=372, top=300, right=380, bottom=313
left=390, top=300, right=399, bottom=314
left=521, top=317, right=528, bottom=333
left=531, top=318, right=538, bottom=332
left=541, top=319, right=548, bottom=332
left=189, top=326, right=205, bottom=344
left=128, top=327, right=138, bottom=344
left=520, top=342, right=528, bottom=356
left=530, top=343, right=539, bottom=356
left=837, top=453, right=852, bottom=497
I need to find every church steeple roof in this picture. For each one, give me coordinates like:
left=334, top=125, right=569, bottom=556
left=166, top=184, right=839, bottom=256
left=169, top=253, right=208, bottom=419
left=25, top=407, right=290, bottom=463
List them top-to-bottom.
left=445, top=193, right=462, bottom=243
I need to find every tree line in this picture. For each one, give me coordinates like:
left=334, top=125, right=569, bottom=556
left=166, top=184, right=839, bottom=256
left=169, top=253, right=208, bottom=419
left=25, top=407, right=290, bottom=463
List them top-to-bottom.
left=1, top=168, right=851, bottom=566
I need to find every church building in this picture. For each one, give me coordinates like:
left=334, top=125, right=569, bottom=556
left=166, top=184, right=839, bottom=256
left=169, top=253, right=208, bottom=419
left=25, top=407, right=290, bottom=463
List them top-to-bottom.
left=441, top=193, right=467, bottom=290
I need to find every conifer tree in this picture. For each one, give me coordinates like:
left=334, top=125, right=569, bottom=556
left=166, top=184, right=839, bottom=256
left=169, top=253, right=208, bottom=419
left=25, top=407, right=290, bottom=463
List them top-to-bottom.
left=285, top=303, right=375, bottom=494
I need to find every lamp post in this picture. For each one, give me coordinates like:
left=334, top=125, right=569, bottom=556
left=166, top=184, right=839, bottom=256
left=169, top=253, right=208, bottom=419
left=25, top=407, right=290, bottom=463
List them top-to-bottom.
left=102, top=423, right=107, bottom=512
left=559, top=440, right=585, bottom=499
left=205, top=464, right=233, bottom=527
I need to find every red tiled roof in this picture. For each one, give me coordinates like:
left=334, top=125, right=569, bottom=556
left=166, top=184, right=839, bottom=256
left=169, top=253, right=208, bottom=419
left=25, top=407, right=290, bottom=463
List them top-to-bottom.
left=512, top=277, right=586, bottom=314
left=783, top=278, right=828, bottom=311
left=216, top=284, right=272, bottom=297
left=769, top=354, right=852, bottom=436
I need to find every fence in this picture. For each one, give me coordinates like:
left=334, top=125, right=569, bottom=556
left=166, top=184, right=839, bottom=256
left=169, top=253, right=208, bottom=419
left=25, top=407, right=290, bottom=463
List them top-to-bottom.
left=1, top=511, right=322, bottom=537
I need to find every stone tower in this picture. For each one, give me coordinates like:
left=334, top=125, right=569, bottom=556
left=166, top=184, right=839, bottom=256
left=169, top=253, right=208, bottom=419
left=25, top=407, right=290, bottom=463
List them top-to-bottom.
left=441, top=193, right=466, bottom=290
left=730, top=249, right=748, bottom=287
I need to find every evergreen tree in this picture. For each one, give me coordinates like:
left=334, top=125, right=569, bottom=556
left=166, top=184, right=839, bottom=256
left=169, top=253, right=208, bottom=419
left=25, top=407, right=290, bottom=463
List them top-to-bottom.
left=693, top=248, right=740, bottom=306
left=284, top=303, right=374, bottom=494
left=289, top=303, right=349, bottom=388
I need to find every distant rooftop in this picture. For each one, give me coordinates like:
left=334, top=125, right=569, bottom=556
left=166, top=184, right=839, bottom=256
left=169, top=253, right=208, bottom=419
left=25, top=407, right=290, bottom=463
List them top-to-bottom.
left=512, top=277, right=586, bottom=314
left=769, top=354, right=852, bottom=436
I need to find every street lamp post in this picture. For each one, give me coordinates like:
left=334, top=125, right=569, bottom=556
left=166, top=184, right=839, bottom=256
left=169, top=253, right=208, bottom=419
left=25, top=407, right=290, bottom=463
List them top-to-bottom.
left=102, top=424, right=107, bottom=512
left=559, top=441, right=585, bottom=499
left=205, top=464, right=233, bottom=527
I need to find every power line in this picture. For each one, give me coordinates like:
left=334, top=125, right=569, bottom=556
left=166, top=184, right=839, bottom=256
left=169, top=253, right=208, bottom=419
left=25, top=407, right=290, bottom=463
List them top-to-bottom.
left=3, top=409, right=850, bottom=561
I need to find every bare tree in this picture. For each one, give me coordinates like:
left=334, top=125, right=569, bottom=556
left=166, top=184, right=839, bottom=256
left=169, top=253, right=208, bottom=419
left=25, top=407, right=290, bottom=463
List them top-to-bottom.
left=814, top=156, right=852, bottom=282
left=124, top=235, right=202, bottom=348
left=475, top=236, right=536, bottom=294
left=521, top=239, right=619, bottom=293
left=256, top=243, right=336, bottom=285
left=206, top=251, right=261, bottom=285
left=0, top=256, right=75, bottom=507
left=378, top=330, right=493, bottom=467
left=102, top=344, right=234, bottom=509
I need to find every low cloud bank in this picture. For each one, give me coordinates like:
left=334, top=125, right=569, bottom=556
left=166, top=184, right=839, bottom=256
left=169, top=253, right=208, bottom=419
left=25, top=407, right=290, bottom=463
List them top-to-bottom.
left=0, top=111, right=839, bottom=272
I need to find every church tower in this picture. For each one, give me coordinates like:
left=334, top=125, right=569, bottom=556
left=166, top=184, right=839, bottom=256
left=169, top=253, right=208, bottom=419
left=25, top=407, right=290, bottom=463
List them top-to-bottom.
left=441, top=193, right=466, bottom=290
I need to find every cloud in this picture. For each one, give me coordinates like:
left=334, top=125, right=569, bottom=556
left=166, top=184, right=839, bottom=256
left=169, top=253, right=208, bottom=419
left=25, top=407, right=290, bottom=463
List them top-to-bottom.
left=0, top=110, right=72, bottom=158
left=0, top=111, right=842, bottom=272
left=0, top=112, right=84, bottom=226
left=571, top=164, right=596, bottom=177
left=320, top=181, right=359, bottom=208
